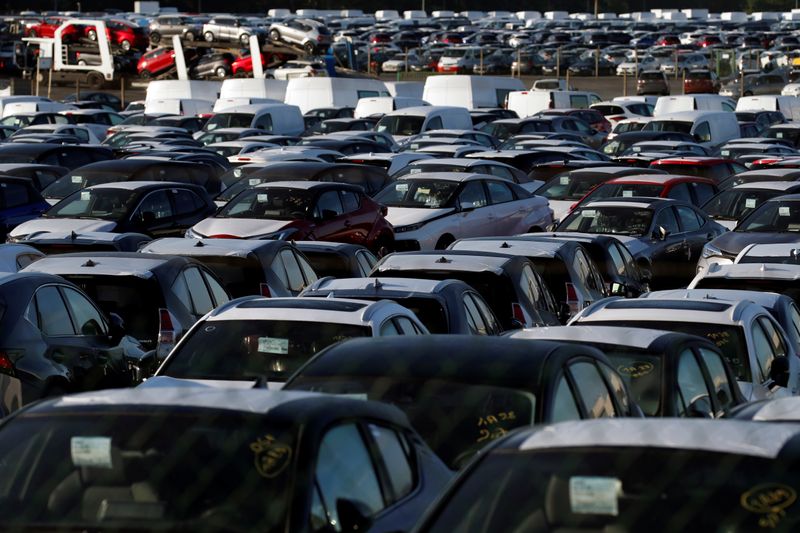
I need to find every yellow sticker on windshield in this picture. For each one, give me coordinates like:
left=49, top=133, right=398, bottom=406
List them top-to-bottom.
left=617, top=362, right=654, bottom=378
left=250, top=434, right=292, bottom=478
left=741, top=483, right=797, bottom=528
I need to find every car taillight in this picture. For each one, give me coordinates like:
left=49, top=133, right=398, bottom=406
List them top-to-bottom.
left=317, top=35, right=323, bottom=41
left=608, top=115, right=626, bottom=122
left=106, top=128, right=114, bottom=136
left=208, top=234, right=241, bottom=239
left=566, top=282, right=578, bottom=302
left=259, top=283, right=272, bottom=297
left=511, top=302, right=526, bottom=326
left=156, top=308, right=175, bottom=361
left=0, top=351, right=14, bottom=375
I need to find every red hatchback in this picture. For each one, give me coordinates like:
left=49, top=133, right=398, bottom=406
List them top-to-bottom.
left=27, top=17, right=79, bottom=40
left=85, top=20, right=149, bottom=51
left=137, top=47, right=176, bottom=78
left=232, top=53, right=266, bottom=75
left=650, top=157, right=748, bottom=183
left=572, top=174, right=719, bottom=211
left=188, top=181, right=395, bottom=253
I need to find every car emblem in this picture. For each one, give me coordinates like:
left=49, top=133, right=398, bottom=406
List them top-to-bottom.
left=250, top=434, right=292, bottom=478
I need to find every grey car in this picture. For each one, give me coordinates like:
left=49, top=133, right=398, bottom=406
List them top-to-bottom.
left=148, top=15, right=203, bottom=44
left=203, top=16, right=264, bottom=45
left=268, top=18, right=332, bottom=54
left=638, top=70, right=670, bottom=96
left=721, top=71, right=789, bottom=97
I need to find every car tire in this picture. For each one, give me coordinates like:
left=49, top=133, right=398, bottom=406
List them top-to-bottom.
left=87, top=29, right=97, bottom=41
left=269, top=29, right=281, bottom=42
left=150, top=31, right=161, bottom=44
left=184, top=31, right=195, bottom=41
left=204, top=31, right=214, bottom=42
left=239, top=33, right=251, bottom=46
left=121, top=39, right=131, bottom=51
left=304, top=41, right=316, bottom=54
left=78, top=59, right=87, bottom=66
left=215, top=66, right=228, bottom=79
left=140, top=69, right=152, bottom=79
left=233, top=69, right=247, bottom=78
left=87, top=72, right=104, bottom=89
left=435, top=234, right=455, bottom=250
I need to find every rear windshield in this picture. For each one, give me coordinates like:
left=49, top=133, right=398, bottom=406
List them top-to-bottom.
left=204, top=113, right=254, bottom=131
left=654, top=163, right=730, bottom=181
left=43, top=169, right=129, bottom=200
left=537, top=174, right=615, bottom=201
left=583, top=183, right=664, bottom=202
left=702, top=189, right=778, bottom=220
left=191, top=256, right=265, bottom=298
left=159, top=319, right=370, bottom=382
left=604, top=351, right=663, bottom=416
left=289, top=376, right=536, bottom=469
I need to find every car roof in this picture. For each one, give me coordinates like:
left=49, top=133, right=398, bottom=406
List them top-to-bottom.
left=652, top=156, right=732, bottom=165
left=68, top=159, right=191, bottom=171
left=567, top=166, right=664, bottom=177
left=736, top=168, right=800, bottom=178
left=395, top=172, right=488, bottom=182
left=605, top=174, right=712, bottom=185
left=85, top=180, right=196, bottom=192
left=253, top=180, right=359, bottom=191
left=732, top=181, right=800, bottom=191
left=580, top=196, right=669, bottom=208
left=140, top=237, right=286, bottom=258
left=452, top=237, right=570, bottom=258
left=293, top=240, right=367, bottom=253
left=376, top=251, right=517, bottom=274
left=22, top=252, right=182, bottom=278
left=310, top=276, right=460, bottom=295
left=207, top=296, right=396, bottom=326
left=577, top=297, right=753, bottom=324
left=508, top=325, right=699, bottom=349
left=512, top=419, right=800, bottom=458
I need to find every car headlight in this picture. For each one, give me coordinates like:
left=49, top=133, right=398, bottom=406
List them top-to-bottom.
left=395, top=222, right=425, bottom=233
left=701, top=243, right=722, bottom=259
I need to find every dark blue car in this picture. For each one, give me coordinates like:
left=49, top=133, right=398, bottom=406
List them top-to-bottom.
left=0, top=176, right=49, bottom=240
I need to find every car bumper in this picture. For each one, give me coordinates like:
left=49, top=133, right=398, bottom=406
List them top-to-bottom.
left=695, top=255, right=734, bottom=274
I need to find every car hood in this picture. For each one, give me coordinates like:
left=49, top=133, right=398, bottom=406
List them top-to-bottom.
left=549, top=200, right=575, bottom=223
left=386, top=207, right=455, bottom=227
left=191, top=217, right=292, bottom=238
left=9, top=218, right=117, bottom=239
left=710, top=230, right=800, bottom=256
left=605, top=234, right=649, bottom=255
left=139, top=375, right=279, bottom=390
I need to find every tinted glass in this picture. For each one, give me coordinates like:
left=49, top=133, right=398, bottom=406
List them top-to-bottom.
left=486, top=181, right=514, bottom=204
left=1, top=183, right=29, bottom=208
left=221, top=188, right=314, bottom=220
left=676, top=205, right=702, bottom=232
left=561, top=206, right=654, bottom=236
left=280, top=249, right=305, bottom=293
left=184, top=268, right=214, bottom=316
left=34, top=286, right=73, bottom=336
left=62, top=287, right=107, bottom=336
left=700, top=347, right=735, bottom=412
left=676, top=349, right=712, bottom=417
left=606, top=351, right=662, bottom=416
left=568, top=362, right=616, bottom=418
left=551, top=376, right=581, bottom=423
left=368, top=424, right=414, bottom=503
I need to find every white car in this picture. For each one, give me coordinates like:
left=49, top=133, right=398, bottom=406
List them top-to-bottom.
left=381, top=52, right=424, bottom=73
left=616, top=54, right=659, bottom=76
left=268, top=60, right=328, bottom=80
left=590, top=100, right=653, bottom=128
left=57, top=109, right=124, bottom=140
left=606, top=116, right=652, bottom=140
left=227, top=146, right=342, bottom=165
left=373, top=172, right=552, bottom=250
left=146, top=296, right=428, bottom=388
left=570, top=296, right=800, bottom=401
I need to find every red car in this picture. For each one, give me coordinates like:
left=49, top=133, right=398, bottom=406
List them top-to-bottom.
left=26, top=17, right=79, bottom=40
left=85, top=20, right=149, bottom=51
left=657, top=35, right=680, bottom=46
left=137, top=47, right=176, bottom=78
left=232, top=53, right=266, bottom=75
left=683, top=70, right=721, bottom=94
left=650, top=157, right=748, bottom=183
left=572, top=174, right=719, bottom=212
left=188, top=181, right=394, bottom=253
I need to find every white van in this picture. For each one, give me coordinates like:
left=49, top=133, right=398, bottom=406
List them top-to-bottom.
left=422, top=75, right=525, bottom=109
left=219, top=78, right=288, bottom=102
left=284, top=78, right=391, bottom=114
left=145, top=80, right=221, bottom=103
left=384, top=81, right=424, bottom=99
left=506, top=90, right=601, bottom=117
left=653, top=94, right=736, bottom=116
left=613, top=95, right=659, bottom=107
left=736, top=95, right=800, bottom=121
left=354, top=96, right=429, bottom=118
left=213, top=97, right=281, bottom=112
left=144, top=98, right=213, bottom=116
left=1, top=100, right=73, bottom=118
left=201, top=103, right=305, bottom=135
left=375, top=106, right=473, bottom=140
left=641, top=110, right=740, bottom=150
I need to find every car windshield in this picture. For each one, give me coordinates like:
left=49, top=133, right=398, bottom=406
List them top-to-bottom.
left=204, top=113, right=254, bottom=131
left=376, top=115, right=425, bottom=136
left=642, top=121, right=693, bottom=134
left=394, top=164, right=469, bottom=178
left=43, top=169, right=129, bottom=200
left=537, top=174, right=616, bottom=201
left=218, top=176, right=270, bottom=202
left=374, top=180, right=459, bottom=208
left=582, top=183, right=664, bottom=203
left=47, top=188, right=138, bottom=221
left=219, top=188, right=314, bottom=220
left=702, top=189, right=778, bottom=220
left=737, top=200, right=800, bottom=232
left=559, top=206, right=654, bottom=236
left=159, top=319, right=370, bottom=382
left=592, top=320, right=750, bottom=382
left=603, top=351, right=663, bottom=416
left=289, top=375, right=536, bottom=469
left=0, top=410, right=292, bottom=530
left=421, top=447, right=798, bottom=531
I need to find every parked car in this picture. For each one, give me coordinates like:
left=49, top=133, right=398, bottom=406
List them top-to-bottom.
left=148, top=14, right=202, bottom=44
left=203, top=16, right=264, bottom=46
left=268, top=18, right=332, bottom=54
left=137, top=47, right=176, bottom=78
left=189, top=52, right=234, bottom=79
left=684, top=69, right=722, bottom=94
left=637, top=70, right=670, bottom=96
left=721, top=71, right=789, bottom=97
left=0, top=144, right=112, bottom=170
left=0, top=163, right=68, bottom=190
left=573, top=175, right=719, bottom=212
left=0, top=176, right=49, bottom=239
left=701, top=181, right=800, bottom=230
left=18, top=231, right=151, bottom=254
left=293, top=241, right=376, bottom=278
left=0, top=243, right=43, bottom=272
left=285, top=335, right=640, bottom=469
left=0, top=387, right=451, bottom=532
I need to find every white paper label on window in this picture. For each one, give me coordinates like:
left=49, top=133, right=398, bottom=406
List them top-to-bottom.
left=234, top=168, right=243, bottom=177
left=71, top=175, right=82, bottom=183
left=560, top=176, right=570, bottom=185
left=249, top=178, right=261, bottom=186
left=396, top=183, right=409, bottom=192
left=622, top=190, right=633, bottom=197
left=80, top=191, right=91, bottom=201
left=257, top=194, right=269, bottom=203
left=745, top=198, right=757, bottom=209
left=780, top=206, right=791, bottom=216
left=583, top=209, right=597, bottom=218
left=258, top=337, right=289, bottom=354
left=71, top=437, right=112, bottom=468
left=569, top=476, right=621, bottom=516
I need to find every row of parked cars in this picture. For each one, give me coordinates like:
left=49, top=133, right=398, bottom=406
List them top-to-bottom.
left=1, top=73, right=800, bottom=529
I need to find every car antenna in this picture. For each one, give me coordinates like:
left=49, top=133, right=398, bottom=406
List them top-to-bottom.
left=70, top=230, right=78, bottom=241
left=194, top=240, right=205, bottom=247
left=500, top=241, right=511, bottom=248
left=435, top=256, right=451, bottom=263
left=81, top=259, right=97, bottom=267
left=372, top=278, right=382, bottom=290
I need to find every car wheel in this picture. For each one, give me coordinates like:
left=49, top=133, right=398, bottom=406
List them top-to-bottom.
left=87, top=28, right=97, bottom=41
left=269, top=29, right=280, bottom=42
left=149, top=31, right=161, bottom=44
left=184, top=31, right=195, bottom=41
left=204, top=31, right=214, bottom=42
left=239, top=33, right=251, bottom=46
left=121, top=39, right=131, bottom=51
left=304, top=41, right=316, bottom=54
left=78, top=59, right=87, bottom=66
left=215, top=66, right=228, bottom=79
left=140, top=69, right=152, bottom=79
left=87, top=72, right=104, bottom=89
left=435, top=234, right=455, bottom=250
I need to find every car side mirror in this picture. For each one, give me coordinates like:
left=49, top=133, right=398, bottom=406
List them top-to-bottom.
left=460, top=201, right=476, bottom=212
left=321, top=209, right=338, bottom=220
left=653, top=225, right=669, bottom=241
left=610, top=282, right=626, bottom=296
left=557, top=302, right=571, bottom=324
left=108, top=312, right=126, bottom=344
left=770, top=356, right=791, bottom=389
left=687, top=397, right=712, bottom=418
left=336, top=498, right=372, bottom=533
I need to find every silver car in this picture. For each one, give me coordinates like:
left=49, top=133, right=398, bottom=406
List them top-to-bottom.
left=148, top=15, right=202, bottom=44
left=203, top=16, right=263, bottom=45
left=268, top=18, right=332, bottom=54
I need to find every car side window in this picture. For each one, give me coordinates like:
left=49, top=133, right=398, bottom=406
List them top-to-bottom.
left=254, top=114, right=273, bottom=131
left=425, top=116, right=443, bottom=131
left=694, top=122, right=711, bottom=143
left=59, top=150, right=92, bottom=169
left=486, top=165, right=514, bottom=180
left=34, top=170, right=59, bottom=189
left=457, top=181, right=488, bottom=209
left=486, top=181, right=514, bottom=204
left=0, top=182, right=30, bottom=209
left=666, top=183, right=692, bottom=203
left=692, top=183, right=716, bottom=205
left=172, top=189, right=204, bottom=217
left=134, top=190, right=174, bottom=221
left=315, top=191, right=344, bottom=219
left=340, top=191, right=361, bottom=214
left=676, top=205, right=702, bottom=232
left=653, top=206, right=679, bottom=235
left=607, top=243, right=627, bottom=276
left=280, top=249, right=306, bottom=292
left=295, top=251, right=319, bottom=285
left=355, top=251, right=376, bottom=276
left=270, top=254, right=290, bottom=290
left=519, top=265, right=542, bottom=308
left=184, top=267, right=214, bottom=316
left=202, top=271, right=229, bottom=307
left=31, top=286, right=74, bottom=336
left=62, top=287, right=107, bottom=336
left=468, top=293, right=500, bottom=334
left=463, top=294, right=489, bottom=335
left=787, top=304, right=800, bottom=345
left=394, top=316, right=421, bottom=335
left=759, top=317, right=787, bottom=358
left=380, top=320, right=400, bottom=336
left=751, top=320, right=777, bottom=382
left=699, top=347, right=735, bottom=414
left=676, top=349, right=713, bottom=417
left=568, top=361, right=617, bottom=418
left=598, top=361, right=630, bottom=414
left=551, top=375, right=582, bottom=422
left=314, top=424, right=385, bottom=531
left=367, top=424, right=414, bottom=504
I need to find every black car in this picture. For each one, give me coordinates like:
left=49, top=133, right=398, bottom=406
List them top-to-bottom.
left=189, top=52, right=234, bottom=79
left=567, top=56, right=617, bottom=76
left=63, top=91, right=122, bottom=111
left=150, top=115, right=208, bottom=133
left=601, top=131, right=698, bottom=157
left=298, top=137, right=392, bottom=156
left=0, top=143, right=112, bottom=170
left=42, top=159, right=224, bottom=203
left=0, top=163, right=69, bottom=191
left=8, top=182, right=217, bottom=242
left=557, top=196, right=727, bottom=289
left=19, top=231, right=152, bottom=254
left=140, top=237, right=319, bottom=298
left=294, top=240, right=377, bottom=278
left=0, top=272, right=145, bottom=410
left=285, top=335, right=640, bottom=469
left=0, top=387, right=451, bottom=532
left=412, top=419, right=800, bottom=532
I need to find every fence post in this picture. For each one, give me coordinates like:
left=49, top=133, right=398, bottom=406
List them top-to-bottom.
left=479, top=47, right=483, bottom=76
left=556, top=47, right=561, bottom=80
left=623, top=70, right=627, bottom=96
left=120, top=77, right=125, bottom=109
